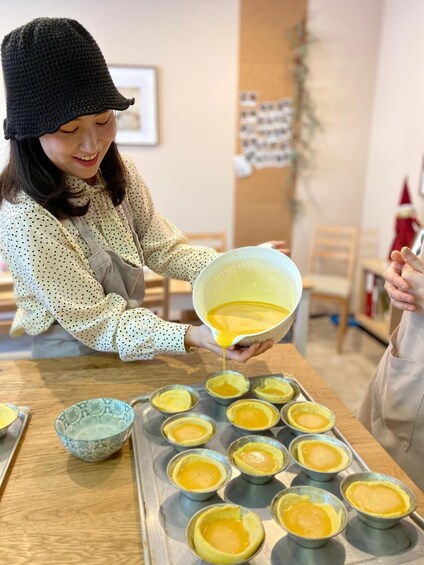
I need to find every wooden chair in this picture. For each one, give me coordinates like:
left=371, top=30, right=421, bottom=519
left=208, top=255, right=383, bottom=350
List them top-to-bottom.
left=306, top=225, right=359, bottom=353
left=178, top=232, right=227, bottom=323
left=184, top=232, right=227, bottom=253
left=142, top=273, right=170, bottom=321
left=0, top=285, right=16, bottom=334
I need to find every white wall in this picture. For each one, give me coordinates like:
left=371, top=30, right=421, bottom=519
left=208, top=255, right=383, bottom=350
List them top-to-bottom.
left=0, top=0, right=239, bottom=242
left=292, top=0, right=384, bottom=273
left=361, top=0, right=424, bottom=258
left=2, top=1, right=423, bottom=270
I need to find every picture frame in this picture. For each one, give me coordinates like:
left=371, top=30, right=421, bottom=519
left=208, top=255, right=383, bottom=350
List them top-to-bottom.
left=108, top=65, right=159, bottom=146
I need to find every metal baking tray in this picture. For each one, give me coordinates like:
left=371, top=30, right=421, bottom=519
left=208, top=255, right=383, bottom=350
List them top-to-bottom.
left=130, top=378, right=424, bottom=564
left=0, top=406, right=30, bottom=489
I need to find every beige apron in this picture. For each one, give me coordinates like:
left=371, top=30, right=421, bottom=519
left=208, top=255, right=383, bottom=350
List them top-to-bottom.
left=31, top=199, right=145, bottom=358
left=359, top=249, right=424, bottom=490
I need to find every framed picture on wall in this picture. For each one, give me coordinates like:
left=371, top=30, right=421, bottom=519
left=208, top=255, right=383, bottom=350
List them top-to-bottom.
left=108, top=65, right=159, bottom=146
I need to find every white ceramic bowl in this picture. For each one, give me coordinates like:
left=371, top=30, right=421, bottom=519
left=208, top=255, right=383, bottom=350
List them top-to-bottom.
left=192, top=246, right=302, bottom=346
left=54, top=398, right=134, bottom=462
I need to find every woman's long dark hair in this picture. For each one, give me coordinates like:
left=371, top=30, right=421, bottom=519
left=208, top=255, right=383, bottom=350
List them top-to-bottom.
left=0, top=139, right=126, bottom=218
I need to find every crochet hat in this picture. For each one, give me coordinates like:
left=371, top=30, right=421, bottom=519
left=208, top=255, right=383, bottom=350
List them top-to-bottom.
left=1, top=17, right=134, bottom=140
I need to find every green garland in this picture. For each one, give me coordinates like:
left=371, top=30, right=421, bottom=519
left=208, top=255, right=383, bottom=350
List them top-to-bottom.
left=287, top=18, right=321, bottom=215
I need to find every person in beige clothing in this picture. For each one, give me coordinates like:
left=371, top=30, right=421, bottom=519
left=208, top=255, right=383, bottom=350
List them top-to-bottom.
left=0, top=18, right=285, bottom=362
left=359, top=245, right=424, bottom=490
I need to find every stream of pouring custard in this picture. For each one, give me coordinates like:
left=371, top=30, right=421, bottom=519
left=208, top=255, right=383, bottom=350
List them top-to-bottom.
left=206, top=300, right=290, bottom=373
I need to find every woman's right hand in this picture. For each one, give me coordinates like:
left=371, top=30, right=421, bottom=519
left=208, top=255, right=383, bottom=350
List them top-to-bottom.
left=384, top=247, right=424, bottom=313
left=184, top=324, right=274, bottom=362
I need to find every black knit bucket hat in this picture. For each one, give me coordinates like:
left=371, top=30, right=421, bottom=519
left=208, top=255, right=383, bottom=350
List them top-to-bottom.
left=1, top=17, right=135, bottom=140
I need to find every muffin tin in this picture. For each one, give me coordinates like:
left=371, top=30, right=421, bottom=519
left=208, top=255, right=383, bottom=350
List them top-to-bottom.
left=130, top=376, right=424, bottom=564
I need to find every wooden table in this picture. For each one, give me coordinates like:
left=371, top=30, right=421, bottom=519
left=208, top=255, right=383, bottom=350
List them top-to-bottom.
left=0, top=345, right=422, bottom=563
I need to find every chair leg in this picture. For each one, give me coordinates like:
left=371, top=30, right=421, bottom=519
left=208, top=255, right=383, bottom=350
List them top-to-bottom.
left=337, top=301, right=349, bottom=353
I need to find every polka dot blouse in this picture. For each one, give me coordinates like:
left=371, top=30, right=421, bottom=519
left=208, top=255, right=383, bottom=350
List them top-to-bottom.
left=0, top=155, right=219, bottom=361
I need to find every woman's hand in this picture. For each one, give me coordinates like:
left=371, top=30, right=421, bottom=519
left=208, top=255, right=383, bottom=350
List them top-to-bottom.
left=259, top=241, right=291, bottom=256
left=384, top=247, right=424, bottom=313
left=184, top=324, right=274, bottom=362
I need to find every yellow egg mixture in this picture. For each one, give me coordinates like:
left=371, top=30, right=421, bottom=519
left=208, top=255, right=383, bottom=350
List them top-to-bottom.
left=206, top=300, right=290, bottom=349
left=211, top=381, right=240, bottom=397
left=228, top=401, right=276, bottom=430
left=287, top=402, right=333, bottom=432
left=0, top=403, right=17, bottom=429
left=164, top=418, right=213, bottom=445
left=297, top=440, right=348, bottom=472
left=234, top=442, right=283, bottom=474
left=173, top=455, right=225, bottom=491
left=346, top=481, right=410, bottom=517
left=277, top=494, right=341, bottom=538
left=193, top=504, right=265, bottom=564
left=202, top=517, right=249, bottom=554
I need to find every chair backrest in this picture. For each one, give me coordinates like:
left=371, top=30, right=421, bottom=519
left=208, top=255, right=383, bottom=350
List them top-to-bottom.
left=308, top=225, right=359, bottom=280
left=184, top=232, right=227, bottom=252
left=142, top=275, right=170, bottom=321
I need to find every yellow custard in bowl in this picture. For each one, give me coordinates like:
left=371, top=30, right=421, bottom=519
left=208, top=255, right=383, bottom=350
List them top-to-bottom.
left=204, top=371, right=250, bottom=402
left=253, top=376, right=296, bottom=404
left=226, top=399, right=279, bottom=431
left=285, top=401, right=335, bottom=433
left=0, top=403, right=18, bottom=429
left=162, top=414, right=215, bottom=447
left=297, top=439, right=349, bottom=472
left=232, top=442, right=284, bottom=475
left=169, top=451, right=228, bottom=493
left=345, top=481, right=411, bottom=518
left=277, top=494, right=341, bottom=538
left=188, top=504, right=265, bottom=565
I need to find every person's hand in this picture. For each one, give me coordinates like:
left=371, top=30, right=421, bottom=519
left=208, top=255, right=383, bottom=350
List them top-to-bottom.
left=259, top=241, right=291, bottom=256
left=384, top=247, right=424, bottom=313
left=184, top=324, right=274, bottom=362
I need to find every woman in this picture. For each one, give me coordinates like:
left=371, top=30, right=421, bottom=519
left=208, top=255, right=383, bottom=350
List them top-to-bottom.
left=0, top=17, right=276, bottom=362
left=359, top=246, right=424, bottom=489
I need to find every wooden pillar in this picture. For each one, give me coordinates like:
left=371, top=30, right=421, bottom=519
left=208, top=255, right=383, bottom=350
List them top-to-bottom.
left=234, top=0, right=308, bottom=248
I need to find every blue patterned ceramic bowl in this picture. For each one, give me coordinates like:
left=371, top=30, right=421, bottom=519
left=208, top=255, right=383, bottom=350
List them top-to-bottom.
left=54, top=398, right=134, bottom=462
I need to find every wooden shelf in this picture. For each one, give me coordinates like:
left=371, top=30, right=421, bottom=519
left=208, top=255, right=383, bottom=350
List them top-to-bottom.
left=355, top=258, right=390, bottom=344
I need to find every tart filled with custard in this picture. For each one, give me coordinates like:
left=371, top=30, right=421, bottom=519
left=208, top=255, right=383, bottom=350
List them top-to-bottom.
left=205, top=371, right=249, bottom=399
left=253, top=377, right=295, bottom=404
left=226, top=399, right=279, bottom=431
left=286, top=401, right=335, bottom=433
left=162, top=415, right=215, bottom=447
left=296, top=438, right=349, bottom=472
left=232, top=440, right=285, bottom=476
left=170, top=452, right=228, bottom=493
left=345, top=480, right=412, bottom=518
left=275, top=493, right=343, bottom=539
left=191, top=504, right=265, bottom=564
